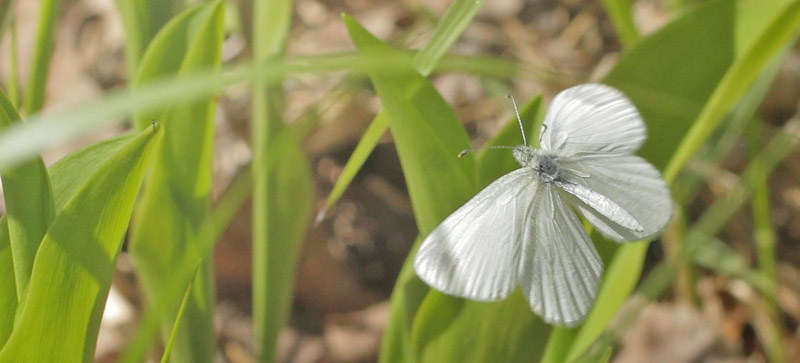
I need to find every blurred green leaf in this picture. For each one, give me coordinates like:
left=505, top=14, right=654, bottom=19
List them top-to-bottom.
left=0, top=0, right=15, bottom=38
left=22, top=0, right=60, bottom=114
left=115, top=0, right=179, bottom=73
left=250, top=0, right=296, bottom=359
left=601, top=0, right=639, bottom=47
left=664, top=0, right=800, bottom=182
left=128, top=2, right=224, bottom=361
left=345, top=14, right=480, bottom=362
left=0, top=52, right=511, bottom=171
left=0, top=89, right=54, bottom=302
left=0, top=125, right=160, bottom=362
left=254, top=126, right=313, bottom=361
left=121, top=164, right=253, bottom=363
left=0, top=220, right=14, bottom=347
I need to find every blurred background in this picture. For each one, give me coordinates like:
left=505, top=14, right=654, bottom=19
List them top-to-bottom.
left=2, top=0, right=800, bottom=361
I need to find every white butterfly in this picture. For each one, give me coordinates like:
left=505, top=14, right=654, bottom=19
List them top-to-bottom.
left=413, top=83, right=673, bottom=327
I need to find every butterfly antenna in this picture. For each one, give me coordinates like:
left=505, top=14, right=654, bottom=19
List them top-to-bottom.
left=506, top=94, right=527, bottom=146
left=458, top=145, right=515, bottom=158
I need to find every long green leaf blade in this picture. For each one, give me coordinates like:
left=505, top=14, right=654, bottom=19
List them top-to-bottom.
left=115, top=0, right=178, bottom=73
left=322, top=0, right=485, bottom=218
left=344, top=15, right=478, bottom=362
left=0, top=89, right=54, bottom=302
left=0, top=125, right=161, bottom=362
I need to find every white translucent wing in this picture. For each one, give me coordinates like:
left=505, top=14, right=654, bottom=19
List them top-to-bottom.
left=540, top=84, right=646, bottom=157
left=560, top=155, right=672, bottom=242
left=414, top=169, right=537, bottom=301
left=555, top=179, right=643, bottom=232
left=519, top=183, right=602, bottom=327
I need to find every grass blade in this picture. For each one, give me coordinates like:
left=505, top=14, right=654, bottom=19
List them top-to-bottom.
left=22, top=0, right=60, bottom=114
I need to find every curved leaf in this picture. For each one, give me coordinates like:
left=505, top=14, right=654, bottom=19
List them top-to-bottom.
left=0, top=125, right=161, bottom=362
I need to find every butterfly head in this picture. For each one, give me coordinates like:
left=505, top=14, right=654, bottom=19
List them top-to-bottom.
left=512, top=145, right=535, bottom=166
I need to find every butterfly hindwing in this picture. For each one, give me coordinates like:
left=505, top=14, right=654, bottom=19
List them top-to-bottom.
left=561, top=155, right=672, bottom=242
left=519, top=183, right=603, bottom=326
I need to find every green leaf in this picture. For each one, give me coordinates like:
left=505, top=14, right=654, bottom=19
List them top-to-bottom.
left=0, top=0, right=15, bottom=38
left=22, top=0, right=61, bottom=114
left=115, top=0, right=179, bottom=73
left=249, top=0, right=314, bottom=361
left=322, top=0, right=485, bottom=218
left=601, top=0, right=639, bottom=47
left=664, top=0, right=800, bottom=182
left=128, top=2, right=225, bottom=362
left=345, top=15, right=480, bottom=362
left=345, top=15, right=476, bottom=234
left=0, top=52, right=440, bottom=171
left=0, top=89, right=54, bottom=302
left=0, top=125, right=161, bottom=362
left=254, top=126, right=314, bottom=361
left=48, top=134, right=137, bottom=210
left=121, top=165, right=253, bottom=363
left=0, top=220, right=15, bottom=347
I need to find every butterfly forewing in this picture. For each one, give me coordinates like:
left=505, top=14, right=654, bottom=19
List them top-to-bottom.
left=540, top=84, right=646, bottom=157
left=414, top=169, right=537, bottom=301
left=519, top=183, right=602, bottom=327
